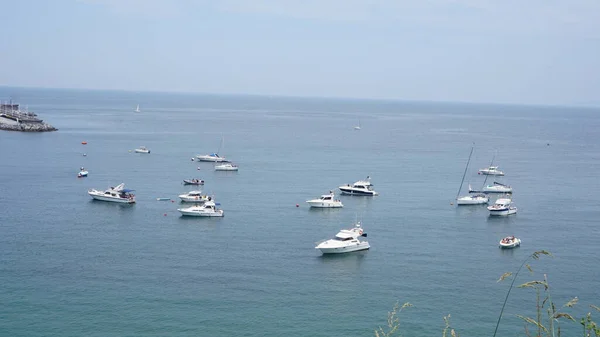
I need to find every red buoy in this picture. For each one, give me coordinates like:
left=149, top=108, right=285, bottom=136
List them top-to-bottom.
left=81, top=141, right=87, bottom=145
left=296, top=204, right=299, bottom=207
left=163, top=213, right=167, bottom=216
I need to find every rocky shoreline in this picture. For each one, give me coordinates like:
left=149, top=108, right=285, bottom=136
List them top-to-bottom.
left=0, top=121, right=58, bottom=132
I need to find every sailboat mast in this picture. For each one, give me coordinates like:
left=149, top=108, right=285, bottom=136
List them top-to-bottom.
left=456, top=145, right=474, bottom=199
left=480, top=151, right=496, bottom=190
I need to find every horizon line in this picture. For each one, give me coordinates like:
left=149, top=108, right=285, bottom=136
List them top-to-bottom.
left=0, top=84, right=598, bottom=110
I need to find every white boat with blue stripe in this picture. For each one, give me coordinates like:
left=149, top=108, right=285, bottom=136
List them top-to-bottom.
left=339, top=176, right=378, bottom=196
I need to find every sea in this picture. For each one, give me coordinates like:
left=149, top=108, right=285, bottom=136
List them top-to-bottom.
left=0, top=87, right=598, bottom=337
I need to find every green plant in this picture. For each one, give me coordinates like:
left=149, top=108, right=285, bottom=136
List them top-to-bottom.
left=374, top=301, right=413, bottom=337
left=581, top=305, right=600, bottom=337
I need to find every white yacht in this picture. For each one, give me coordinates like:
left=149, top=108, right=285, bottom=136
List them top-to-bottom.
left=134, top=146, right=150, bottom=154
left=196, top=153, right=229, bottom=162
left=214, top=163, right=238, bottom=171
left=479, top=166, right=505, bottom=176
left=77, top=167, right=88, bottom=178
left=339, top=176, right=379, bottom=196
left=88, top=183, right=136, bottom=204
left=179, top=190, right=210, bottom=203
left=306, top=191, right=343, bottom=208
left=488, top=198, right=517, bottom=216
left=178, top=200, right=224, bottom=217
left=315, top=222, right=370, bottom=254
left=499, top=235, right=521, bottom=249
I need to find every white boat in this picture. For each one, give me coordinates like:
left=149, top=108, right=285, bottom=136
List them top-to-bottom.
left=135, top=104, right=140, bottom=113
left=354, top=118, right=361, bottom=130
left=196, top=136, right=229, bottom=162
left=134, top=146, right=150, bottom=154
left=455, top=146, right=489, bottom=205
left=196, top=153, right=228, bottom=162
left=214, top=163, right=238, bottom=171
left=479, top=166, right=505, bottom=176
left=77, top=167, right=88, bottom=178
left=339, top=176, right=378, bottom=196
left=481, top=181, right=512, bottom=193
left=88, top=183, right=136, bottom=204
left=179, top=190, right=211, bottom=203
left=306, top=191, right=344, bottom=208
left=457, top=192, right=489, bottom=205
left=488, top=198, right=517, bottom=216
left=178, top=200, right=224, bottom=217
left=315, top=222, right=370, bottom=254
left=499, top=235, right=521, bottom=249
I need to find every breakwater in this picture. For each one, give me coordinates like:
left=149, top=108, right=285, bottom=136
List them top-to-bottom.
left=0, top=120, right=58, bottom=132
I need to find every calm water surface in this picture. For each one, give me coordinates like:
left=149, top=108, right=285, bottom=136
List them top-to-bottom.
left=0, top=87, right=599, bottom=336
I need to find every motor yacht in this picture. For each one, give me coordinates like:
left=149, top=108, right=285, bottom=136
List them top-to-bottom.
left=135, top=146, right=150, bottom=154
left=196, top=153, right=229, bottom=162
left=214, top=163, right=238, bottom=171
left=478, top=166, right=505, bottom=176
left=77, top=167, right=88, bottom=178
left=339, top=176, right=379, bottom=196
left=88, top=183, right=135, bottom=204
left=179, top=190, right=211, bottom=203
left=306, top=191, right=343, bottom=208
left=488, top=198, right=517, bottom=216
left=178, top=200, right=224, bottom=217
left=315, top=222, right=370, bottom=254
left=499, top=236, right=521, bottom=249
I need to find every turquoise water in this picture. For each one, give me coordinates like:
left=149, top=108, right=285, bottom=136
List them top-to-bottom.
left=1, top=87, right=599, bottom=336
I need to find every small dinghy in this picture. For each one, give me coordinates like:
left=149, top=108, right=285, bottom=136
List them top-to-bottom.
left=77, top=167, right=88, bottom=178
left=183, top=179, right=204, bottom=185
left=156, top=197, right=171, bottom=201
left=499, top=236, right=521, bottom=249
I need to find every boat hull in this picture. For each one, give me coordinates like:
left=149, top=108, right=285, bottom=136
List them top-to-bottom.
left=135, top=149, right=150, bottom=154
left=196, top=156, right=229, bottom=162
left=215, top=166, right=238, bottom=171
left=77, top=171, right=88, bottom=178
left=479, top=171, right=504, bottom=176
left=183, top=180, right=204, bottom=185
left=483, top=186, right=512, bottom=193
left=338, top=187, right=378, bottom=196
left=88, top=192, right=135, bottom=204
left=456, top=195, right=489, bottom=205
left=179, top=196, right=209, bottom=203
left=306, top=200, right=343, bottom=208
left=488, top=207, right=517, bottom=216
left=178, top=209, right=224, bottom=217
left=317, top=242, right=370, bottom=254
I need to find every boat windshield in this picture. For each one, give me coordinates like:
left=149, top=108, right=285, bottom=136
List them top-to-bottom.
left=333, top=236, right=354, bottom=241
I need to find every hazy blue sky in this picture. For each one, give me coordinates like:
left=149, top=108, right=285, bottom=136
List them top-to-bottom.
left=1, top=0, right=599, bottom=106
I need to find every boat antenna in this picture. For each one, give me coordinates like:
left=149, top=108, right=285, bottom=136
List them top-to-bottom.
left=456, top=144, right=474, bottom=200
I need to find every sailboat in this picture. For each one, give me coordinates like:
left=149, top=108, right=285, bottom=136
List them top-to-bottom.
left=134, top=104, right=140, bottom=113
left=354, top=118, right=361, bottom=130
left=196, top=136, right=230, bottom=162
left=456, top=145, right=489, bottom=205
left=469, top=151, right=512, bottom=194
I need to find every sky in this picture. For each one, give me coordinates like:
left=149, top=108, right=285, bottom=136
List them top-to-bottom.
left=1, top=0, right=599, bottom=106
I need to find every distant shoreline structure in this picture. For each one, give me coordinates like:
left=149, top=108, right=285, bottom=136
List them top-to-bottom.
left=0, top=100, right=57, bottom=132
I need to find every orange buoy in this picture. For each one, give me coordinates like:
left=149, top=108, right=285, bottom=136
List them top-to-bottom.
left=81, top=141, right=87, bottom=145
